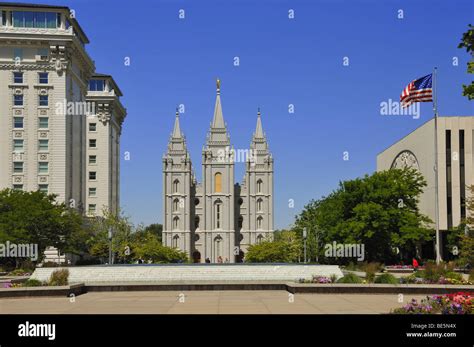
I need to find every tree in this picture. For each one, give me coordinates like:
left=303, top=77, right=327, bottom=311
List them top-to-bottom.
left=458, top=24, right=474, bottom=100
left=293, top=169, right=433, bottom=264
left=0, top=189, right=82, bottom=266
left=87, top=208, right=133, bottom=263
left=143, top=223, right=163, bottom=242
left=246, top=230, right=301, bottom=263
left=131, top=231, right=188, bottom=263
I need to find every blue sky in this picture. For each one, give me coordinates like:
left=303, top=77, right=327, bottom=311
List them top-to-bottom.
left=20, top=0, right=474, bottom=228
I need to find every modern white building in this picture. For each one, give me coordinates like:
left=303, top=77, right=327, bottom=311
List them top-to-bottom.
left=0, top=3, right=126, bottom=261
left=162, top=80, right=274, bottom=263
left=377, top=116, right=474, bottom=259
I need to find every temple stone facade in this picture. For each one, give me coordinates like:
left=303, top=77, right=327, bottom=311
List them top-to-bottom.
left=162, top=81, right=274, bottom=263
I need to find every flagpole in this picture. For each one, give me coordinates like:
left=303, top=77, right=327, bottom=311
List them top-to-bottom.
left=433, top=67, right=442, bottom=264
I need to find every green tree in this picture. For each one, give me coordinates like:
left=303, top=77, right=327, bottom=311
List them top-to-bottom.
left=458, top=24, right=474, bottom=100
left=294, top=169, right=433, bottom=264
left=0, top=189, right=82, bottom=266
left=87, top=208, right=133, bottom=263
left=132, top=230, right=188, bottom=263
left=246, top=230, right=301, bottom=263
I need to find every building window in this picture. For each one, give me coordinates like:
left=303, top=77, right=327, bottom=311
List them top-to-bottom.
left=1, top=11, right=6, bottom=26
left=12, top=11, right=59, bottom=28
left=13, top=48, right=22, bottom=61
left=13, top=72, right=23, bottom=84
left=38, top=72, right=48, bottom=84
left=89, top=79, right=105, bottom=91
left=14, top=95, right=23, bottom=106
left=39, top=95, right=48, bottom=107
left=13, top=117, right=23, bottom=128
left=38, top=117, right=48, bottom=129
left=89, top=123, right=97, bottom=132
left=445, top=130, right=453, bottom=229
left=459, top=130, right=466, bottom=220
left=13, top=139, right=24, bottom=152
left=38, top=139, right=48, bottom=151
left=89, top=139, right=97, bottom=148
left=89, top=155, right=97, bottom=164
left=13, top=162, right=23, bottom=173
left=38, top=162, right=48, bottom=174
left=89, top=171, right=96, bottom=180
left=214, top=172, right=222, bottom=193
left=173, top=179, right=179, bottom=193
left=257, top=179, right=263, bottom=194
left=13, top=184, right=23, bottom=191
left=38, top=184, right=48, bottom=193
left=88, top=187, right=97, bottom=197
left=173, top=198, right=180, bottom=212
left=257, top=198, right=263, bottom=212
left=215, top=200, right=222, bottom=229
left=88, top=204, right=96, bottom=215
left=194, top=216, right=200, bottom=229
left=238, top=216, right=243, bottom=230
left=257, top=216, right=263, bottom=230
left=173, top=217, right=179, bottom=231
left=172, top=234, right=179, bottom=247
left=256, top=234, right=264, bottom=244
left=214, top=236, right=223, bottom=260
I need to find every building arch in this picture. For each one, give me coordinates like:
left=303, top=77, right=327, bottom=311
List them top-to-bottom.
left=173, top=179, right=180, bottom=193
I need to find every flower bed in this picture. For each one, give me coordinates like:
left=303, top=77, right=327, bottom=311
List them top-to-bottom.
left=392, top=292, right=474, bottom=314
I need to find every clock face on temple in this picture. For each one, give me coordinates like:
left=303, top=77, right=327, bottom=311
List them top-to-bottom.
left=391, top=150, right=419, bottom=171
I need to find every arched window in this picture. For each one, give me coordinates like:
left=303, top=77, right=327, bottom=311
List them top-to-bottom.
left=214, top=172, right=222, bottom=193
left=173, top=179, right=179, bottom=193
left=257, top=179, right=263, bottom=194
left=173, top=198, right=180, bottom=212
left=257, top=198, right=263, bottom=212
left=214, top=200, right=222, bottom=229
left=238, top=215, right=243, bottom=230
left=173, top=216, right=179, bottom=230
left=257, top=216, right=263, bottom=230
left=172, top=234, right=179, bottom=248
left=256, top=234, right=264, bottom=244
left=214, top=235, right=223, bottom=261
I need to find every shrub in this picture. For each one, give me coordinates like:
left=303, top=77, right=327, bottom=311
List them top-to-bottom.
left=75, top=258, right=101, bottom=266
left=42, top=262, right=61, bottom=268
left=363, top=262, right=381, bottom=283
left=8, top=268, right=31, bottom=276
left=48, top=269, right=69, bottom=286
left=470, top=269, right=474, bottom=282
left=445, top=271, right=463, bottom=281
left=337, top=273, right=363, bottom=283
left=375, top=273, right=399, bottom=284
left=330, top=274, right=338, bottom=283
left=22, top=279, right=44, bottom=287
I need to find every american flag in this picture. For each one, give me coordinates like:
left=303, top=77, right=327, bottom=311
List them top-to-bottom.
left=400, top=74, right=433, bottom=107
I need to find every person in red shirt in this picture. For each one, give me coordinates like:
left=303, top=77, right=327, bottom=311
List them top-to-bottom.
left=412, top=258, right=419, bottom=272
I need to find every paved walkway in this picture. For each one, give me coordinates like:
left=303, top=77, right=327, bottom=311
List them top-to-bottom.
left=0, top=291, right=426, bottom=314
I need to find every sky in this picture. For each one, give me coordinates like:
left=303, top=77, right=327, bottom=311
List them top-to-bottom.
left=17, top=0, right=474, bottom=228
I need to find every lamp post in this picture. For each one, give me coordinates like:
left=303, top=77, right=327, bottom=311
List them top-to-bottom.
left=108, top=227, right=113, bottom=265
left=303, top=227, right=307, bottom=263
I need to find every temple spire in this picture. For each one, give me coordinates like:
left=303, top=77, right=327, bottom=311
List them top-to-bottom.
left=211, top=78, right=225, bottom=129
left=172, top=108, right=182, bottom=139
left=254, top=108, right=264, bottom=139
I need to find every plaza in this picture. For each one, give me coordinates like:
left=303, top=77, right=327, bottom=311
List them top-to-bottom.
left=0, top=291, right=426, bottom=314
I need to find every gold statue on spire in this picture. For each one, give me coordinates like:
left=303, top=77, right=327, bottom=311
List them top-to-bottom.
left=216, top=78, right=221, bottom=91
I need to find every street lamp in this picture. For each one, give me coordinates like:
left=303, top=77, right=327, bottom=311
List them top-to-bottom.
left=108, top=227, right=113, bottom=265
left=303, top=227, right=307, bottom=263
